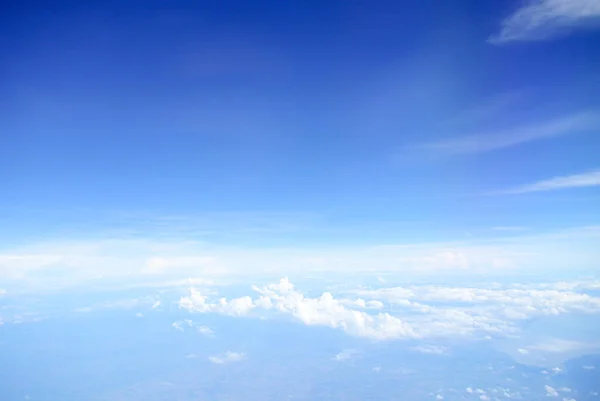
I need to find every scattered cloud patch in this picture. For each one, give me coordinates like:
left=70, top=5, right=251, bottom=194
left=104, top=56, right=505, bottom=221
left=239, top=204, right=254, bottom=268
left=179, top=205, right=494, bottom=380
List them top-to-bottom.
left=489, top=0, right=600, bottom=44
left=172, top=319, right=193, bottom=332
left=197, top=325, right=215, bottom=336
left=333, top=349, right=359, bottom=361
left=208, top=351, right=245, bottom=364
left=582, top=365, right=595, bottom=370
left=546, top=385, right=559, bottom=397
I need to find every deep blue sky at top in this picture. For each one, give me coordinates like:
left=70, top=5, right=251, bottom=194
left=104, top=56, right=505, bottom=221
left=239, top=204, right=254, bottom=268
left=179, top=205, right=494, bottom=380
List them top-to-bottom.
left=1, top=0, right=599, bottom=243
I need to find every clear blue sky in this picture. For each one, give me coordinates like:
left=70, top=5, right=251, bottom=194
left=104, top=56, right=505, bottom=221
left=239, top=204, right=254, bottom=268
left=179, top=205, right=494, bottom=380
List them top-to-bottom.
left=1, top=1, right=599, bottom=286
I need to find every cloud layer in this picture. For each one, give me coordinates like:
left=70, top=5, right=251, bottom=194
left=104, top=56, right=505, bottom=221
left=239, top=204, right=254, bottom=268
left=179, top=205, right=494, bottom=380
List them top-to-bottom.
left=489, top=0, right=600, bottom=43
left=179, top=277, right=600, bottom=341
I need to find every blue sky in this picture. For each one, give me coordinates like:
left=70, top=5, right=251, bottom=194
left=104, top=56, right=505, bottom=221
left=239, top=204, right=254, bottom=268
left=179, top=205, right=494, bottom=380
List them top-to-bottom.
left=1, top=0, right=600, bottom=289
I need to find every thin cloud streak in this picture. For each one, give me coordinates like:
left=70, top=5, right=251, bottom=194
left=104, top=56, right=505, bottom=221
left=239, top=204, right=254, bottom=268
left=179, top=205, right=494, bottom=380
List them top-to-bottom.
left=489, top=0, right=600, bottom=44
left=417, top=111, right=597, bottom=156
left=495, top=170, right=600, bottom=194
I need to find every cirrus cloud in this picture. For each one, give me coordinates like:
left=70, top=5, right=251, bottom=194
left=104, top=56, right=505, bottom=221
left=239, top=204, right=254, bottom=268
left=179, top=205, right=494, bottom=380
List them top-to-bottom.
left=489, top=0, right=600, bottom=44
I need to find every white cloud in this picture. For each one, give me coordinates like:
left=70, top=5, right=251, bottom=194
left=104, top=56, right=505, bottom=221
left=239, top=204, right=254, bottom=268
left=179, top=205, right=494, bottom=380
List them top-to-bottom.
left=489, top=0, right=600, bottom=43
left=417, top=112, right=597, bottom=156
left=495, top=170, right=600, bottom=194
left=181, top=278, right=420, bottom=340
left=0, top=289, right=5, bottom=296
left=172, top=319, right=193, bottom=332
left=197, top=325, right=214, bottom=336
left=518, top=348, right=529, bottom=354
left=333, top=349, right=359, bottom=361
left=208, top=351, right=245, bottom=364
left=582, top=365, right=595, bottom=370
left=546, top=385, right=560, bottom=397
left=466, top=388, right=474, bottom=394
left=436, top=395, right=444, bottom=400
left=480, top=395, right=490, bottom=401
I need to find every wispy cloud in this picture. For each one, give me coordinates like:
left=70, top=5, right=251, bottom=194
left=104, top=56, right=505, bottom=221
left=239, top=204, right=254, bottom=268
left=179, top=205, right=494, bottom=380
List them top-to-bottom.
left=489, top=0, right=600, bottom=44
left=417, top=111, right=597, bottom=156
left=496, top=170, right=600, bottom=194
left=492, top=226, right=529, bottom=232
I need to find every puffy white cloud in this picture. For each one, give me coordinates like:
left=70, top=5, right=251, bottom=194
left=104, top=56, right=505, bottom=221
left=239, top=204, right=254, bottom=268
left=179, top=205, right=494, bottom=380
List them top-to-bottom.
left=489, top=0, right=600, bottom=43
left=181, top=278, right=420, bottom=340
left=197, top=325, right=214, bottom=336
left=208, top=351, right=245, bottom=364
left=546, top=385, right=559, bottom=397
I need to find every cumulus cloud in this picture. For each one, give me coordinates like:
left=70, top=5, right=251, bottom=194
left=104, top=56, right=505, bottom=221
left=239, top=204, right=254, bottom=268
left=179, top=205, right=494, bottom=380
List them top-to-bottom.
left=489, top=0, right=600, bottom=43
left=495, top=170, right=600, bottom=194
left=181, top=278, right=419, bottom=340
left=208, top=351, right=245, bottom=364
left=546, top=385, right=560, bottom=397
